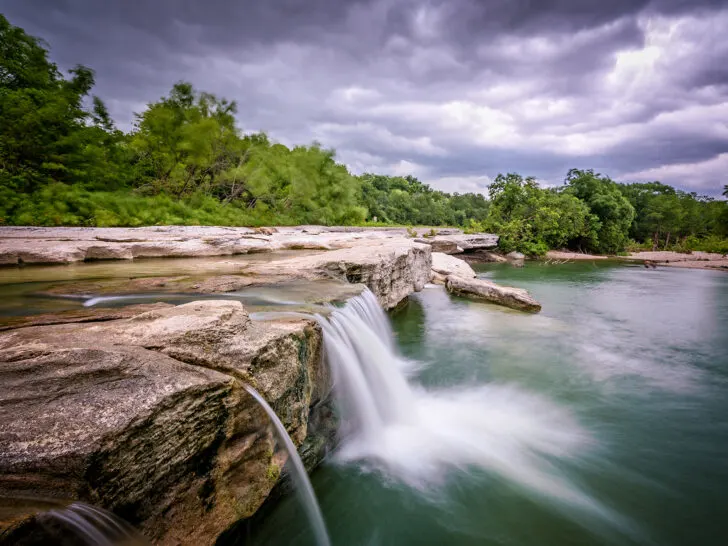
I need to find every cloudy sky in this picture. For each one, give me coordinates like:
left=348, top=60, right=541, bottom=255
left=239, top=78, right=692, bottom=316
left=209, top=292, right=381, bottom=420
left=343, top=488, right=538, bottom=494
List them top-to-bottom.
left=4, top=0, right=728, bottom=195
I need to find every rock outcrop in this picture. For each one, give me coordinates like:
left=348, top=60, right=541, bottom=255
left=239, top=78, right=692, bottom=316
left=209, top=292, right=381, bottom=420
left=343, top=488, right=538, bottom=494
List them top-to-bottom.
left=0, top=225, right=477, bottom=544
left=0, top=226, right=495, bottom=266
left=421, top=233, right=499, bottom=255
left=245, top=241, right=432, bottom=309
left=430, top=253, right=476, bottom=283
left=445, top=275, right=541, bottom=312
left=0, top=301, right=332, bottom=545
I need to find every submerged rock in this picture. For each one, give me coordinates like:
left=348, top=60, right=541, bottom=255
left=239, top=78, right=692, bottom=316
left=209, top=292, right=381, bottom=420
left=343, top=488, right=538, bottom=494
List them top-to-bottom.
left=505, top=251, right=525, bottom=268
left=430, top=253, right=476, bottom=283
left=445, top=275, right=541, bottom=312
left=0, top=301, right=331, bottom=545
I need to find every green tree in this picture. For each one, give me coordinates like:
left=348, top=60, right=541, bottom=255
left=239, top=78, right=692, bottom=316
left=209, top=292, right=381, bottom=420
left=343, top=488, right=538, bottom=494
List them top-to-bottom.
left=1, top=14, right=130, bottom=224
left=563, top=169, right=635, bottom=253
left=483, top=173, right=594, bottom=255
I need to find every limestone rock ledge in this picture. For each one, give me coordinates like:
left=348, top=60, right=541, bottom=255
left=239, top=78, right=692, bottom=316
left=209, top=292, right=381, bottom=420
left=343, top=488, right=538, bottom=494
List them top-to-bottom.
left=0, top=226, right=495, bottom=266
left=245, top=241, right=432, bottom=310
left=0, top=301, right=331, bottom=545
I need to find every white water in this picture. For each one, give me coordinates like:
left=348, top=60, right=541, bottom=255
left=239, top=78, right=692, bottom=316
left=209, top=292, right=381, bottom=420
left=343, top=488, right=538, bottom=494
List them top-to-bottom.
left=317, top=289, right=615, bottom=520
left=243, top=384, right=331, bottom=546
left=43, top=502, right=147, bottom=545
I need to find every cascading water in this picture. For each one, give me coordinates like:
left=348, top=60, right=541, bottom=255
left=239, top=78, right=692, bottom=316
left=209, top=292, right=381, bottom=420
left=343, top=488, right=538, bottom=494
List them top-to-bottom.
left=317, top=289, right=621, bottom=527
left=243, top=385, right=331, bottom=546
left=0, top=501, right=149, bottom=545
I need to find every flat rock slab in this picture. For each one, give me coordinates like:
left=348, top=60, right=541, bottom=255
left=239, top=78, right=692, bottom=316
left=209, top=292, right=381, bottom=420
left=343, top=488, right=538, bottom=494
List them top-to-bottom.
left=0, top=226, right=496, bottom=266
left=423, top=233, right=499, bottom=254
left=445, top=275, right=541, bottom=312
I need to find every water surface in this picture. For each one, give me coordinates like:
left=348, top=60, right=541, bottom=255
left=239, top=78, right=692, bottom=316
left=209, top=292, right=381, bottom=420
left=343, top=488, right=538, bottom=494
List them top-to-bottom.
left=251, top=261, right=728, bottom=546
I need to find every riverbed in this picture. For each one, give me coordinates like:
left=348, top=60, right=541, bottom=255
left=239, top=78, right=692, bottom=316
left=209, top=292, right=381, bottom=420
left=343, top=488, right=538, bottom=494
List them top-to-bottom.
left=250, top=261, right=728, bottom=546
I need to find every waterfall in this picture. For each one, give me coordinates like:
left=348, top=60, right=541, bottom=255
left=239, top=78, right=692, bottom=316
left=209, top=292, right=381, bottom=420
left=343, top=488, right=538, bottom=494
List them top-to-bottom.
left=317, top=289, right=619, bottom=526
left=243, top=385, right=331, bottom=546
left=11, top=502, right=149, bottom=545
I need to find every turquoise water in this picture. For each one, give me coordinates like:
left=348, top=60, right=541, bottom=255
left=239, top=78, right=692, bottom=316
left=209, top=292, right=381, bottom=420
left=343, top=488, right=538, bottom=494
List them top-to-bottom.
left=249, top=262, right=728, bottom=546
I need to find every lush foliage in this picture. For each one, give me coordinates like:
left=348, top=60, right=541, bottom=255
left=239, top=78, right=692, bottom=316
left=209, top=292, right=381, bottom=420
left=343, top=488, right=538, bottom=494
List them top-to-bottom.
left=1, top=15, right=727, bottom=256
left=359, top=174, right=489, bottom=227
left=480, top=174, right=595, bottom=255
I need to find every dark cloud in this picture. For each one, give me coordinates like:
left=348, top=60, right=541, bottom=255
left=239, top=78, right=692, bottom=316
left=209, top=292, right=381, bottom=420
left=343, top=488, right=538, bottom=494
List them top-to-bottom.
left=3, top=0, right=728, bottom=195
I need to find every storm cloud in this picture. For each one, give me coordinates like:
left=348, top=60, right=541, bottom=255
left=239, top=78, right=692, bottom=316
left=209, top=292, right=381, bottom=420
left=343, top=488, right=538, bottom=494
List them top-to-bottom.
left=3, top=0, right=728, bottom=194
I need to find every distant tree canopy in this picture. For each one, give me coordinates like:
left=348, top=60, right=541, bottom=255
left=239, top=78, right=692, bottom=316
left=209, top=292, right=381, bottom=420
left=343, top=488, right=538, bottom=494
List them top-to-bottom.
left=1, top=14, right=727, bottom=254
left=479, top=173, right=595, bottom=255
left=359, top=174, right=490, bottom=227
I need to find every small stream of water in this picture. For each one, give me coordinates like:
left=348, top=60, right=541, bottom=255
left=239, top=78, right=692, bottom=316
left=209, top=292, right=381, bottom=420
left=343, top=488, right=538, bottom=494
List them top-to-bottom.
left=243, top=385, right=331, bottom=546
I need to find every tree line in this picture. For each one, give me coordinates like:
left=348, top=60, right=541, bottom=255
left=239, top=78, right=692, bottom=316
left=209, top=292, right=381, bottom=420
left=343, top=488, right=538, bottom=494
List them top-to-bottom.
left=1, top=15, right=726, bottom=255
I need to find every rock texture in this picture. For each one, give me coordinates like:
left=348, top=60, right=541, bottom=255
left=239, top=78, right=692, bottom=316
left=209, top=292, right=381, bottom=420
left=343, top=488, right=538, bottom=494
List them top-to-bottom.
left=0, top=225, right=491, bottom=544
left=0, top=226, right=496, bottom=265
left=421, top=233, right=499, bottom=255
left=245, top=241, right=432, bottom=309
left=624, top=251, right=728, bottom=271
left=430, top=253, right=476, bottom=283
left=445, top=275, right=541, bottom=312
left=0, top=301, right=331, bottom=545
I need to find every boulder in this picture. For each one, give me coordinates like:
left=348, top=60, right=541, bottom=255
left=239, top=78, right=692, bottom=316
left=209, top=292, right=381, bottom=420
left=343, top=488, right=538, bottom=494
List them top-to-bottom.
left=505, top=251, right=525, bottom=267
left=431, top=253, right=476, bottom=284
left=445, top=275, right=541, bottom=312
left=0, top=301, right=331, bottom=545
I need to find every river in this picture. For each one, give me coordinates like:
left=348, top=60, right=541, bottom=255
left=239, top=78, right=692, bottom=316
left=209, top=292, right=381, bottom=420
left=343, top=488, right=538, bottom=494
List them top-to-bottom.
left=249, top=261, right=728, bottom=546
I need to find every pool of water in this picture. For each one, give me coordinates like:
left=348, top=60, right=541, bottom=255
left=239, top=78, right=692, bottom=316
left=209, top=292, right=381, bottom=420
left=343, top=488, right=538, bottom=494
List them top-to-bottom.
left=0, top=251, right=343, bottom=318
left=249, top=261, right=728, bottom=546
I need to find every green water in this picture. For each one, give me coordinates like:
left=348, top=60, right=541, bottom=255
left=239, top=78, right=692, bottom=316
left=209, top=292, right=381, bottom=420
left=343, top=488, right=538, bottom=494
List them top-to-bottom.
left=250, top=261, right=728, bottom=546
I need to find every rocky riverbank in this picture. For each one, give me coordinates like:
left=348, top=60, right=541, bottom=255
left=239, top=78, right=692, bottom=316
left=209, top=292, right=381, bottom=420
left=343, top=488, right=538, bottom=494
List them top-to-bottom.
left=0, top=226, right=507, bottom=544
left=0, top=226, right=498, bottom=267
left=545, top=249, right=728, bottom=271
left=624, top=251, right=728, bottom=271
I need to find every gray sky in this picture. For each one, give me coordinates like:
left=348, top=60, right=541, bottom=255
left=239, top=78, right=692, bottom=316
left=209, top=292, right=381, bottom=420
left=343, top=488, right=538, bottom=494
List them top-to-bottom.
left=4, top=0, right=728, bottom=195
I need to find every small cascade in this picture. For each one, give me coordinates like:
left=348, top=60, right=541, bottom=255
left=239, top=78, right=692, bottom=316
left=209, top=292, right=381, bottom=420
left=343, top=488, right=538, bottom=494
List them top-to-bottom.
left=316, top=289, right=614, bottom=523
left=316, top=292, right=414, bottom=440
left=243, top=385, right=331, bottom=546
left=2, top=501, right=148, bottom=545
